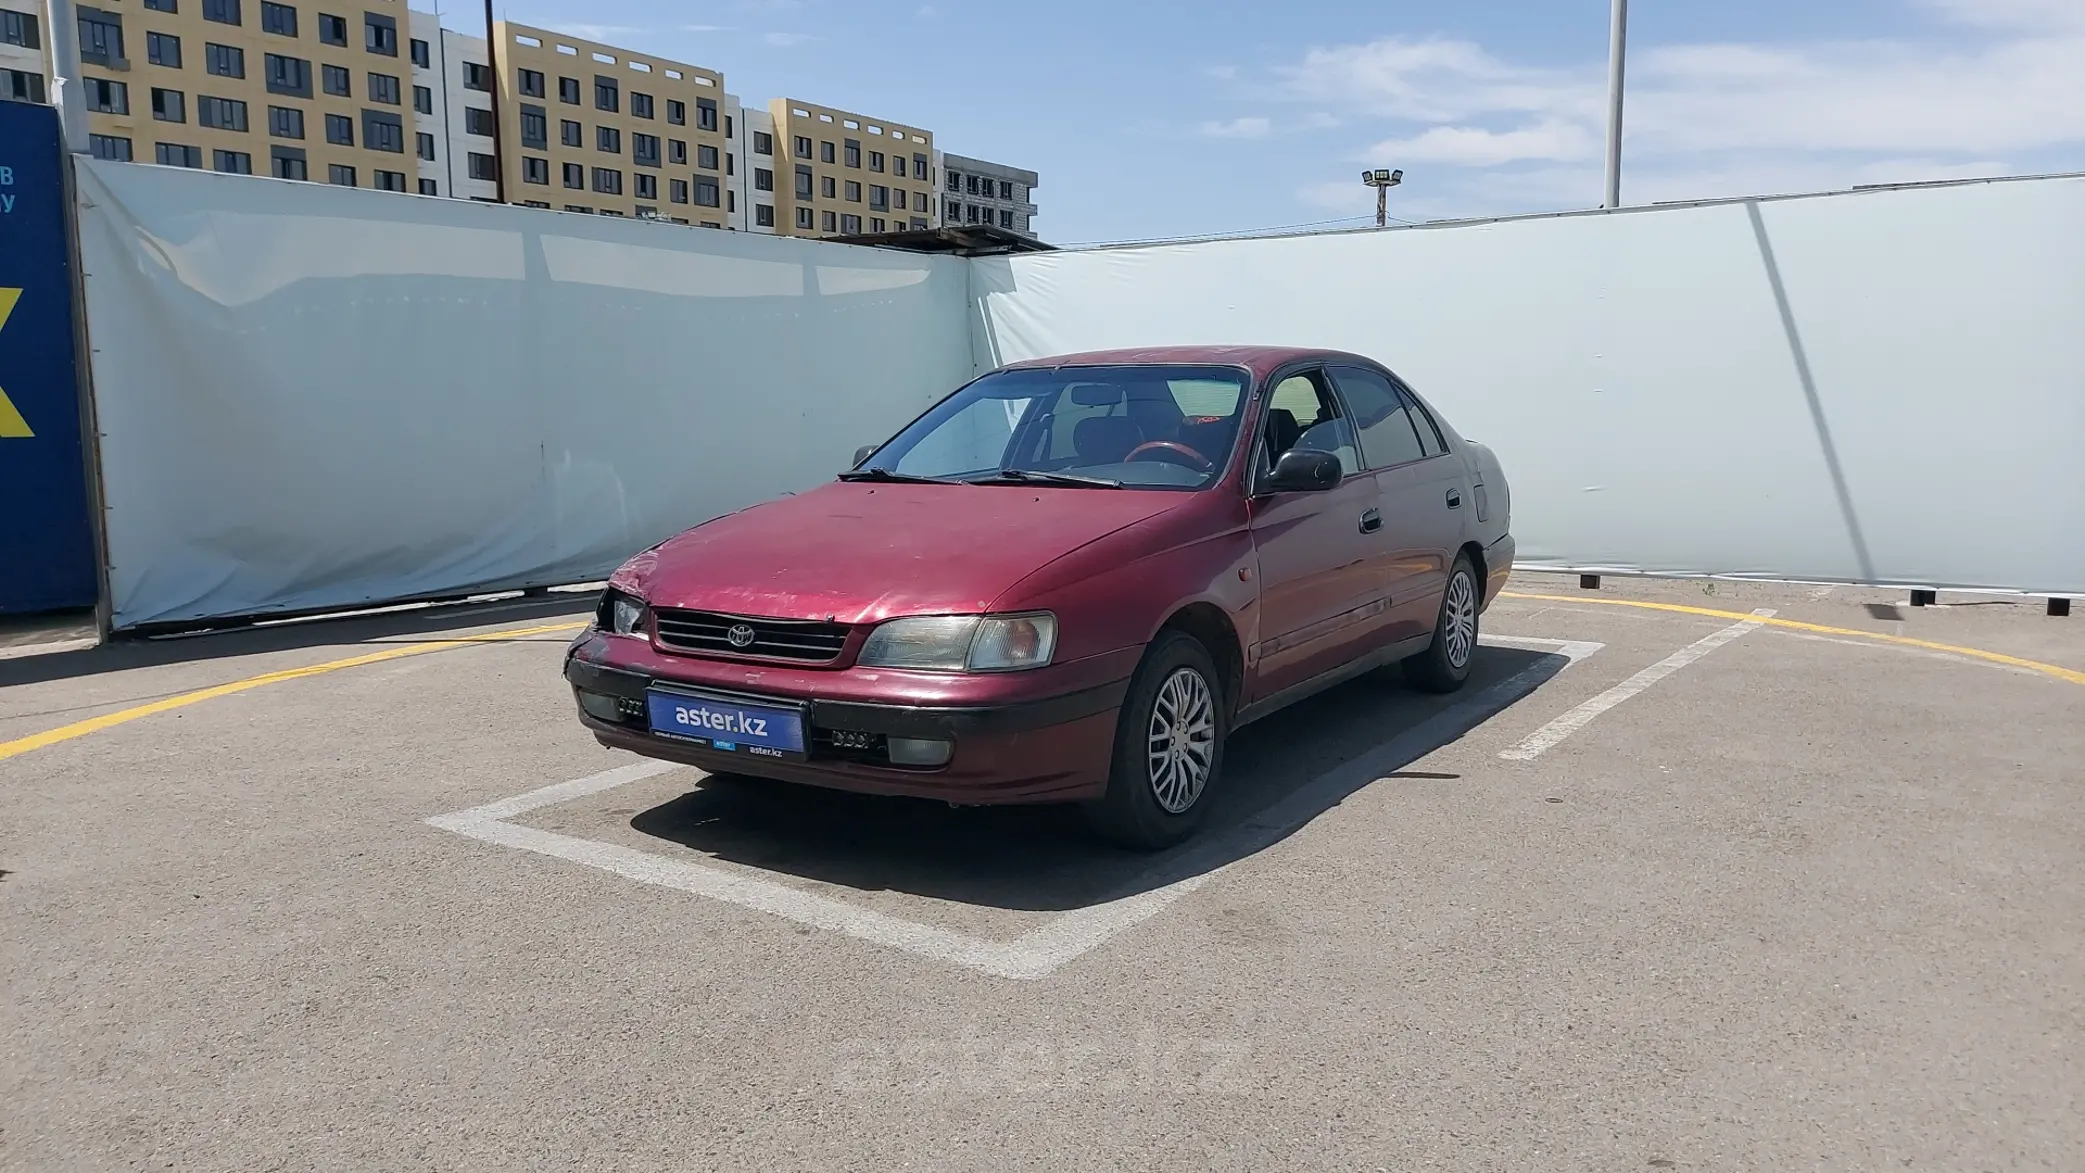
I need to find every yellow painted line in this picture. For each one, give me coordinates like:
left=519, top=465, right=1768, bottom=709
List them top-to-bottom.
left=1499, top=591, right=2085, bottom=687
left=0, top=620, right=588, bottom=764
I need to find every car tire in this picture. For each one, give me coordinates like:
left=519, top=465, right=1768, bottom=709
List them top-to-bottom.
left=1403, top=553, right=1480, bottom=694
left=1083, top=631, right=1227, bottom=851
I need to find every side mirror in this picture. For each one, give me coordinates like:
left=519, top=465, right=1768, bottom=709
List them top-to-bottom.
left=852, top=444, right=878, bottom=468
left=1264, top=448, right=1343, bottom=493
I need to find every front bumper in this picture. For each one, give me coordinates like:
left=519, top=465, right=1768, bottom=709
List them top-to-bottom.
left=563, top=641, right=1131, bottom=804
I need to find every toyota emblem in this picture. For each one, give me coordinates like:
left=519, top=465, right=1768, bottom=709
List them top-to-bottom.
left=726, top=623, right=757, bottom=649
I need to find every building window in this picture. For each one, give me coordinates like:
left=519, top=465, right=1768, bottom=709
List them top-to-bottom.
left=143, top=0, right=176, bottom=11
left=203, top=0, right=240, bottom=25
left=260, top=1, right=295, bottom=35
left=1, top=10, right=39, bottom=50
left=77, top=10, right=124, bottom=67
left=318, top=12, right=346, bottom=45
left=365, top=12, right=397, bottom=56
left=147, top=31, right=181, bottom=68
left=410, top=37, right=429, bottom=67
left=205, top=43, right=245, bottom=78
left=266, top=54, right=312, bottom=98
left=462, top=61, right=490, bottom=91
left=322, top=64, right=350, bottom=96
left=518, top=68, right=545, bottom=98
left=4, top=69, right=49, bottom=104
left=368, top=73, right=399, bottom=105
left=593, top=75, right=617, bottom=112
left=558, top=76, right=580, bottom=104
left=413, top=84, right=432, bottom=114
left=151, top=88, right=185, bottom=123
left=631, top=92, right=653, bottom=119
left=197, top=95, right=248, bottom=131
left=696, top=97, right=717, bottom=131
left=667, top=99, right=684, bottom=125
left=519, top=104, right=547, bottom=149
left=269, top=105, right=304, bottom=138
left=464, top=106, right=494, bottom=136
left=364, top=110, right=404, bottom=153
left=325, top=112, right=353, bottom=145
left=725, top=114, right=733, bottom=138
left=561, top=119, right=581, bottom=147
left=596, top=125, right=620, bottom=153
left=754, top=131, right=773, bottom=156
left=416, top=132, right=435, bottom=160
left=632, top=133, right=660, bottom=166
left=89, top=134, right=132, bottom=161
left=792, top=135, right=810, bottom=159
left=668, top=138, right=686, bottom=164
left=843, top=139, right=860, bottom=168
left=820, top=140, right=835, bottom=164
left=156, top=142, right=203, bottom=168
left=696, top=143, right=718, bottom=171
left=271, top=145, right=307, bottom=179
left=213, top=149, right=252, bottom=174
left=868, top=150, right=884, bottom=173
left=467, top=152, right=496, bottom=180
left=913, top=154, right=928, bottom=180
left=522, top=156, right=550, bottom=184
left=562, top=162, right=583, bottom=189
left=329, top=163, right=356, bottom=186
left=793, top=165, right=811, bottom=199
left=592, top=167, right=622, bottom=195
left=754, top=167, right=773, bottom=193
left=373, top=169, right=405, bottom=191
left=945, top=170, right=960, bottom=193
left=634, top=172, right=656, bottom=200
left=820, top=175, right=835, bottom=199
left=965, top=175, right=978, bottom=195
left=693, top=176, right=719, bottom=207
left=668, top=178, right=688, bottom=204
left=422, top=179, right=442, bottom=196
left=844, top=180, right=861, bottom=203
left=1001, top=180, right=1016, bottom=200
left=868, top=185, right=888, bottom=211
left=727, top=190, right=735, bottom=213
left=944, top=197, right=959, bottom=219
left=756, top=203, right=774, bottom=228
left=565, top=205, right=592, bottom=214
left=635, top=205, right=657, bottom=218
left=794, top=206, right=813, bottom=229
left=1000, top=208, right=1015, bottom=229
left=818, top=209, right=835, bottom=231
left=840, top=213, right=860, bottom=234
left=869, top=217, right=885, bottom=233
left=911, top=217, right=928, bottom=230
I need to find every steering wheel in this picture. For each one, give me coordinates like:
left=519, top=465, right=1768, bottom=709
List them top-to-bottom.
left=1124, top=440, right=1214, bottom=472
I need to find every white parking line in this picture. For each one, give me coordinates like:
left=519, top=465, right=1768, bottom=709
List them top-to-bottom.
left=1499, top=609, right=1776, bottom=762
left=427, top=633, right=1601, bottom=980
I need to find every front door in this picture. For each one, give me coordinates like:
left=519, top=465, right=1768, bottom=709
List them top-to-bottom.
left=1247, top=369, right=1388, bottom=701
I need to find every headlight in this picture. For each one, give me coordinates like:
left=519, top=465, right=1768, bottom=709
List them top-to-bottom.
left=596, top=588, right=650, bottom=636
left=858, top=612, right=1056, bottom=672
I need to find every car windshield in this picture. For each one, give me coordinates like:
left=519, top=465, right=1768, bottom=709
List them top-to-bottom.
left=858, top=365, right=1250, bottom=490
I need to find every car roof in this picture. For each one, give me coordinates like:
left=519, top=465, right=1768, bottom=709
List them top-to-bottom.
left=998, top=345, right=1379, bottom=381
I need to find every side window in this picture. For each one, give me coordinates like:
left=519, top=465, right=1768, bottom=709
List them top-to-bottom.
left=1331, top=365, right=1426, bottom=469
left=1263, top=371, right=1359, bottom=476
left=1396, top=381, right=1449, bottom=457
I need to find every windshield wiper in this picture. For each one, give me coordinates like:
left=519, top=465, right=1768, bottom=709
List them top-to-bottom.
left=837, top=467, right=966, bottom=485
left=966, top=468, right=1123, bottom=489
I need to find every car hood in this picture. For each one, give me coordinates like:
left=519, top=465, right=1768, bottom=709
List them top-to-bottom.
left=614, top=481, right=1190, bottom=623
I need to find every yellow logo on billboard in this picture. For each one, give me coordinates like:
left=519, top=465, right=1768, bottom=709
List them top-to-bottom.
left=0, top=288, right=32, bottom=438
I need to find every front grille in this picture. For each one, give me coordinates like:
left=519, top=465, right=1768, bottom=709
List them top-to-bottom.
left=653, top=609, right=850, bottom=663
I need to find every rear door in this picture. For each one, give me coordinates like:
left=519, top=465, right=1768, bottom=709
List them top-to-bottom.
left=1330, top=364, right=1468, bottom=642
left=1246, top=369, right=1388, bottom=701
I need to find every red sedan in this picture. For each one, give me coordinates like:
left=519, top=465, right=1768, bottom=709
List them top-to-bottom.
left=565, top=346, right=1514, bottom=848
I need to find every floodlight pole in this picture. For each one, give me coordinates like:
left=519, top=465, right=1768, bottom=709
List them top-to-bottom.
left=1603, top=0, right=1628, bottom=208
left=1361, top=167, right=1403, bottom=228
left=1375, top=183, right=1387, bottom=228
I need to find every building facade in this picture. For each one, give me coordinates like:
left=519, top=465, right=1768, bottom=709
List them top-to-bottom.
left=770, top=97, right=933, bottom=238
left=938, top=152, right=1039, bottom=238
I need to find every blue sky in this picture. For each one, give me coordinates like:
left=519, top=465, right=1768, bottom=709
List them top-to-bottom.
left=440, top=0, right=2085, bottom=244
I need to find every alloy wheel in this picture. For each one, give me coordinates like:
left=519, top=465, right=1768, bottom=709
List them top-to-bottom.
left=1444, top=570, right=1477, bottom=669
left=1146, top=667, right=1216, bottom=814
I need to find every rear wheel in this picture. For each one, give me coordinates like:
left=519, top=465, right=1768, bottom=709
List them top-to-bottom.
left=1403, top=553, right=1479, bottom=693
left=1084, top=631, right=1225, bottom=851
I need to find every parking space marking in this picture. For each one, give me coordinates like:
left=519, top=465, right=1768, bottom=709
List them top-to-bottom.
left=1499, top=591, right=2085, bottom=687
left=1500, top=609, right=1774, bottom=762
left=426, top=634, right=1601, bottom=981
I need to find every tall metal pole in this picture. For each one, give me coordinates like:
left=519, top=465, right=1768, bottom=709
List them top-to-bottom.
left=43, top=0, right=90, bottom=152
left=483, top=0, right=505, bottom=204
left=1602, top=0, right=1628, bottom=208
left=1375, top=183, right=1387, bottom=229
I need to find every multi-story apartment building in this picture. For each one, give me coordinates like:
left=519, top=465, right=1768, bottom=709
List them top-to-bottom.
left=1, top=0, right=47, bottom=105
left=52, top=0, right=424, bottom=189
left=405, top=12, right=490, bottom=200
left=489, top=21, right=732, bottom=223
left=769, top=97, right=933, bottom=238
left=732, top=100, right=776, bottom=233
left=939, top=152, right=1039, bottom=238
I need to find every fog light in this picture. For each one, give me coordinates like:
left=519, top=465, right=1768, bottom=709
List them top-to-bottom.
left=576, top=690, right=621, bottom=722
left=886, top=737, right=953, bottom=767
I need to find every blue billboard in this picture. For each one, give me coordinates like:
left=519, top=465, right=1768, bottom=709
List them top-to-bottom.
left=0, top=101, right=97, bottom=615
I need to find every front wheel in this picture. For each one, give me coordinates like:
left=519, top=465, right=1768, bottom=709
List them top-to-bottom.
left=1403, top=554, right=1479, bottom=693
left=1083, top=631, right=1226, bottom=851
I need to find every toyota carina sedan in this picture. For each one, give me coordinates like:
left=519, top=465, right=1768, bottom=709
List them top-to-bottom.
left=565, top=346, right=1513, bottom=848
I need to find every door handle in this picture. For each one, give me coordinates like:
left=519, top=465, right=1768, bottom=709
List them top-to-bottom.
left=1445, top=489, right=1462, bottom=509
left=1359, top=508, right=1382, bottom=534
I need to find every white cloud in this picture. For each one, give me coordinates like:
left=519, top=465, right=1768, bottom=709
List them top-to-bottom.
left=544, top=23, right=647, bottom=42
left=763, top=31, right=818, bottom=47
left=1200, top=116, right=1272, bottom=140
left=1362, top=119, right=1597, bottom=166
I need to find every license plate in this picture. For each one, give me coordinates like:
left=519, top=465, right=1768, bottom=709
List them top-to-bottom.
left=646, top=689, right=806, bottom=758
